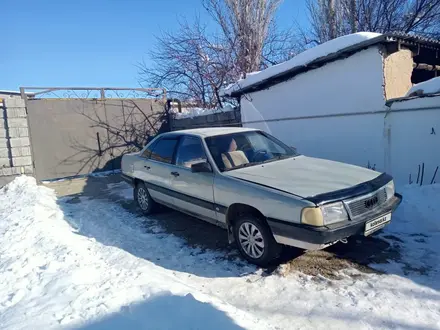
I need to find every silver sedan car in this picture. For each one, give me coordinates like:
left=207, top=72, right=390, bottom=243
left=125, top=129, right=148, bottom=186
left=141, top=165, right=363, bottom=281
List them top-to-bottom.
left=121, top=127, right=402, bottom=266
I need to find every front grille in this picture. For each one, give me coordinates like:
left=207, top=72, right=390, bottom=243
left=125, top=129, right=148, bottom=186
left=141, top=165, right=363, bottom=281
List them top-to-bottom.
left=346, top=188, right=387, bottom=218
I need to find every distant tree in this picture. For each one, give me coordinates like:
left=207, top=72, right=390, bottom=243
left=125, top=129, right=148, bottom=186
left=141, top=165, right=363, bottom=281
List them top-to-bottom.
left=139, top=0, right=297, bottom=108
left=298, top=0, right=440, bottom=47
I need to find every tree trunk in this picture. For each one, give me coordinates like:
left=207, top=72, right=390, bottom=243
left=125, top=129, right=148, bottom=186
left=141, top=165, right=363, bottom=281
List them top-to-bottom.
left=328, top=0, right=336, bottom=39
left=349, top=0, right=357, bottom=33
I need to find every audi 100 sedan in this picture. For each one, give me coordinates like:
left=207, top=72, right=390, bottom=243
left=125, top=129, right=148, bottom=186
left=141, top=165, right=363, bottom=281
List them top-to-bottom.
left=121, top=127, right=402, bottom=266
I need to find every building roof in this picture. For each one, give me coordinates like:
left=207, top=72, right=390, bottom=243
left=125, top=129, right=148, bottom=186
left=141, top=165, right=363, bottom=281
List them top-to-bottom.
left=222, top=32, right=440, bottom=98
left=168, top=127, right=258, bottom=137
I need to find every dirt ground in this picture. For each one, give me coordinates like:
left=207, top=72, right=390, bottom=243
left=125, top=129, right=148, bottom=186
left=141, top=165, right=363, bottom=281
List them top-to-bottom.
left=44, top=174, right=402, bottom=279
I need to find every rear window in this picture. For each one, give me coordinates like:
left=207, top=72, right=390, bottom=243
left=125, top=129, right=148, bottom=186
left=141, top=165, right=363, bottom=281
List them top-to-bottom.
left=150, top=138, right=179, bottom=164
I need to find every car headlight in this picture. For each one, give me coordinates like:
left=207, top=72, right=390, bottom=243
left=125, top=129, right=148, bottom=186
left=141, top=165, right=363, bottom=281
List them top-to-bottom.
left=385, top=180, right=395, bottom=199
left=302, top=202, right=349, bottom=226
left=320, top=202, right=349, bottom=225
left=301, top=207, right=323, bottom=226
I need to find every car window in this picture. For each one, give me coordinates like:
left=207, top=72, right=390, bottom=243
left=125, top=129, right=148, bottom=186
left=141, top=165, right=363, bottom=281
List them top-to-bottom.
left=205, top=131, right=297, bottom=171
left=246, top=133, right=285, bottom=154
left=175, top=136, right=207, bottom=168
left=150, top=138, right=179, bottom=164
left=140, top=141, right=156, bottom=158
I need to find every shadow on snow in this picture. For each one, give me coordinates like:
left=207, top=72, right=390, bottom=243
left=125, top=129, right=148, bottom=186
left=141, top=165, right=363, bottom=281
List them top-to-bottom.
left=74, top=293, right=245, bottom=330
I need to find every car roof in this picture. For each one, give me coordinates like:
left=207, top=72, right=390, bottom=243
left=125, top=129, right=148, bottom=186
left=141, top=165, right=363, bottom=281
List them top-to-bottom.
left=164, top=127, right=259, bottom=138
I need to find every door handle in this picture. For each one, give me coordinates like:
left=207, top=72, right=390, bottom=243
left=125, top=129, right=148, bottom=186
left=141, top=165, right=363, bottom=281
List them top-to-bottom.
left=144, top=165, right=150, bottom=170
left=171, top=171, right=180, bottom=177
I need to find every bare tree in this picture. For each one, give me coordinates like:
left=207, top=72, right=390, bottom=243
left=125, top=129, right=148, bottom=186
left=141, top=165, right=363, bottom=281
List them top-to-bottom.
left=139, top=0, right=297, bottom=108
left=203, top=0, right=283, bottom=73
left=300, top=0, right=440, bottom=47
left=139, top=18, right=234, bottom=109
left=62, top=98, right=168, bottom=175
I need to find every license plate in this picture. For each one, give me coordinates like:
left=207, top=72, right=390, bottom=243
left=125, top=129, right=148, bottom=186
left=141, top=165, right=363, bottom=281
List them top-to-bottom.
left=365, top=213, right=391, bottom=236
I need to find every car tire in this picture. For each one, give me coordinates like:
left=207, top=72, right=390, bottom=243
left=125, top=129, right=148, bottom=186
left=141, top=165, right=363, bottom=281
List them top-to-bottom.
left=134, top=181, right=156, bottom=215
left=233, top=215, right=280, bottom=267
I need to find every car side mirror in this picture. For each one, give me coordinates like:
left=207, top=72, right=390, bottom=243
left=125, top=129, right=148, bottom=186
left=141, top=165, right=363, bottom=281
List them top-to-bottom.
left=191, top=161, right=212, bottom=173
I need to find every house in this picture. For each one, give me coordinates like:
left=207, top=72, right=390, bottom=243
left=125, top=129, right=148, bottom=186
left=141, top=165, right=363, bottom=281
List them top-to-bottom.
left=222, top=32, right=440, bottom=184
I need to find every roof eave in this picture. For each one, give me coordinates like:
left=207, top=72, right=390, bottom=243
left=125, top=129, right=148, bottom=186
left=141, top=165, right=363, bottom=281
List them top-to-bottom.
left=228, top=33, right=440, bottom=98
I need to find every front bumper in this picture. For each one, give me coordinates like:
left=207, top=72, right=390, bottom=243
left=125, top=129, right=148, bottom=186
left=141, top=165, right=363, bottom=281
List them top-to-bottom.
left=268, top=193, right=402, bottom=250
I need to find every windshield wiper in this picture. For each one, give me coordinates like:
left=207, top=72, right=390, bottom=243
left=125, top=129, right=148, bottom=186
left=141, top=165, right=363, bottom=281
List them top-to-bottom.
left=275, top=154, right=294, bottom=160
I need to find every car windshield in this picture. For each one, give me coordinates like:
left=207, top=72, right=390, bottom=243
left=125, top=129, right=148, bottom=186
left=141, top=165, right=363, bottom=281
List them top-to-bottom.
left=205, top=130, right=298, bottom=172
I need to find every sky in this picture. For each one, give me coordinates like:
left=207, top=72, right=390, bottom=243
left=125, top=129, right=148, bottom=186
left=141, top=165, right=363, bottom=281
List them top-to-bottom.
left=1, top=0, right=308, bottom=91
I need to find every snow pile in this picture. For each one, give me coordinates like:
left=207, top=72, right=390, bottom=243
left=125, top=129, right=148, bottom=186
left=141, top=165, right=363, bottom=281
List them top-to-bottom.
left=222, top=32, right=382, bottom=96
left=406, top=77, right=440, bottom=97
left=173, top=105, right=235, bottom=119
left=0, top=176, right=265, bottom=330
left=1, top=176, right=440, bottom=329
left=374, top=184, right=440, bottom=277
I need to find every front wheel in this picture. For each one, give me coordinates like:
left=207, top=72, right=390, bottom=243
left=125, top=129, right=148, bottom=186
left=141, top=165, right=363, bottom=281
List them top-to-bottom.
left=134, top=181, right=156, bottom=215
left=233, top=216, right=280, bottom=267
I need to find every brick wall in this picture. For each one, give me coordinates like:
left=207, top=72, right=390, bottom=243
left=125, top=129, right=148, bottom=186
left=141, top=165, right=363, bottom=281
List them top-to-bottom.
left=0, top=94, right=33, bottom=186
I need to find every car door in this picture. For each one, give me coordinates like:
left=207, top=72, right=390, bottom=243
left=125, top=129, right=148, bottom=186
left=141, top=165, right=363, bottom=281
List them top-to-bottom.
left=170, top=135, right=217, bottom=224
left=136, top=136, right=180, bottom=207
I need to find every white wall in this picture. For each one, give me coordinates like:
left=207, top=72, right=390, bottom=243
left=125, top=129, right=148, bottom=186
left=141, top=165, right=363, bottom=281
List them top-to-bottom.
left=241, top=46, right=440, bottom=185
left=242, top=47, right=387, bottom=172
left=242, top=47, right=385, bottom=120
left=384, top=97, right=440, bottom=185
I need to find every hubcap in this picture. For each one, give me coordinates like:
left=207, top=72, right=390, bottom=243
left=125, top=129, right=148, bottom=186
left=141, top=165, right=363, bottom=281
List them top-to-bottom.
left=138, top=187, right=149, bottom=210
left=238, top=222, right=264, bottom=259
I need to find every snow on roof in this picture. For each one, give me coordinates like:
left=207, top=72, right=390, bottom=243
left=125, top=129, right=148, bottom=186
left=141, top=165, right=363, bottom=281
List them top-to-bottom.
left=221, top=32, right=382, bottom=97
left=406, top=77, right=440, bottom=97
left=169, top=127, right=258, bottom=137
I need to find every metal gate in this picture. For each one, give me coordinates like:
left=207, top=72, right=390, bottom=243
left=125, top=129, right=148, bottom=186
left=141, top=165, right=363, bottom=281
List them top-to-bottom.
left=21, top=87, right=168, bottom=181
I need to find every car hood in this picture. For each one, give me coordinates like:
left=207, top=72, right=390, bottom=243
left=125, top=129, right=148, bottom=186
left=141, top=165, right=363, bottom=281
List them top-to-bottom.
left=224, top=155, right=381, bottom=198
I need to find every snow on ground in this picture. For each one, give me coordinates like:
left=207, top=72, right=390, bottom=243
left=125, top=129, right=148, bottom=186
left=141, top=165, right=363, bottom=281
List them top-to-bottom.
left=222, top=32, right=381, bottom=96
left=406, top=77, right=440, bottom=97
left=173, top=105, right=235, bottom=119
left=41, top=170, right=122, bottom=184
left=1, top=176, right=440, bottom=329
left=0, top=177, right=262, bottom=330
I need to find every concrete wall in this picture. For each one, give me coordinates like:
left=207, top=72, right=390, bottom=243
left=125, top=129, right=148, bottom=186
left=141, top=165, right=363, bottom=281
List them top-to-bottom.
left=383, top=48, right=414, bottom=100
left=0, top=94, right=33, bottom=187
left=26, top=98, right=166, bottom=181
left=171, top=109, right=241, bottom=131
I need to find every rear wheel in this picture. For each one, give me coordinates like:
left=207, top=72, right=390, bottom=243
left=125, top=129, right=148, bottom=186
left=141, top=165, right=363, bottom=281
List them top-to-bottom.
left=134, top=181, right=156, bottom=215
left=233, top=215, right=280, bottom=267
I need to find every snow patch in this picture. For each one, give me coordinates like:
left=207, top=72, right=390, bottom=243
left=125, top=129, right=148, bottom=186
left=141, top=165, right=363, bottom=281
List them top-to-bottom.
left=222, top=32, right=382, bottom=95
left=406, top=77, right=440, bottom=97
left=173, top=105, right=235, bottom=119
left=41, top=169, right=121, bottom=183
left=0, top=176, right=263, bottom=329
left=1, top=176, right=440, bottom=329
left=107, top=182, right=134, bottom=200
